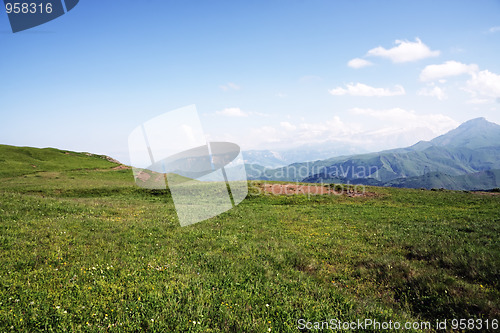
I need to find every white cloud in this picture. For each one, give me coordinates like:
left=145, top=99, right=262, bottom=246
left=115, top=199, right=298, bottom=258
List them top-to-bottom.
left=489, top=26, right=500, bottom=33
left=367, top=38, right=440, bottom=63
left=450, top=47, right=465, bottom=54
left=347, top=58, right=373, bottom=69
left=420, top=61, right=478, bottom=82
left=419, top=62, right=500, bottom=103
left=465, top=70, right=500, bottom=99
left=220, top=82, right=240, bottom=91
left=329, top=83, right=405, bottom=97
left=417, top=86, right=447, bottom=100
left=276, top=92, right=287, bottom=98
left=466, top=98, right=490, bottom=104
left=215, top=107, right=248, bottom=117
left=349, top=107, right=458, bottom=136
left=350, top=107, right=413, bottom=121
left=214, top=108, right=269, bottom=117
left=240, top=109, right=457, bottom=151
left=251, top=112, right=270, bottom=117
left=249, top=116, right=359, bottom=148
left=280, top=121, right=296, bottom=131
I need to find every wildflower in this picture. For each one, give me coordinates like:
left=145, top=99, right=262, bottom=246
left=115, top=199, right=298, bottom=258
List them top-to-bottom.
left=266, top=304, right=269, bottom=307
left=151, top=319, right=154, bottom=322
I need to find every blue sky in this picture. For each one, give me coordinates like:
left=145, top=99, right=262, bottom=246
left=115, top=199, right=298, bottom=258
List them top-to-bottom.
left=1, top=0, right=500, bottom=163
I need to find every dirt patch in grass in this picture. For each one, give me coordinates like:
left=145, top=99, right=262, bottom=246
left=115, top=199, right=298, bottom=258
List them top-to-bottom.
left=93, top=165, right=131, bottom=172
left=112, top=165, right=131, bottom=171
left=471, top=191, right=500, bottom=196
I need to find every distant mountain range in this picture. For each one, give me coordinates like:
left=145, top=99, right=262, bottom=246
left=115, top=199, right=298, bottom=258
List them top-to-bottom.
left=2, top=117, right=499, bottom=191
left=246, top=117, right=500, bottom=191
left=242, top=143, right=369, bottom=168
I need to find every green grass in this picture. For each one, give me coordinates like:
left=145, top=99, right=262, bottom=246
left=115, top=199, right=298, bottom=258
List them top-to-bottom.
left=0, top=144, right=118, bottom=178
left=0, top=148, right=499, bottom=332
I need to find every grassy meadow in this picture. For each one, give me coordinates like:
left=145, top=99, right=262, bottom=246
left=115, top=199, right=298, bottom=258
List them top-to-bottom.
left=0, top=146, right=499, bottom=332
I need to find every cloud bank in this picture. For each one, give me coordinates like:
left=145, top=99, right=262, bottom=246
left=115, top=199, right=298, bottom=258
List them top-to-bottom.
left=329, top=83, right=405, bottom=97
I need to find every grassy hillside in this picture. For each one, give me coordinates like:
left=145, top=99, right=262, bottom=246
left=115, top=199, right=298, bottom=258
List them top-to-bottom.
left=0, top=145, right=120, bottom=178
left=0, top=147, right=499, bottom=332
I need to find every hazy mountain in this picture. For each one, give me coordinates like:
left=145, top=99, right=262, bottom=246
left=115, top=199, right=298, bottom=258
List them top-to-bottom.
left=429, top=117, right=500, bottom=149
left=248, top=118, right=500, bottom=190
left=242, top=142, right=370, bottom=168
left=242, top=150, right=288, bottom=168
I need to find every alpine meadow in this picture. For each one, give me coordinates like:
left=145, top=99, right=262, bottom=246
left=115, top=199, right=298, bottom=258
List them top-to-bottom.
left=2, top=1, right=500, bottom=332
left=0, top=145, right=498, bottom=332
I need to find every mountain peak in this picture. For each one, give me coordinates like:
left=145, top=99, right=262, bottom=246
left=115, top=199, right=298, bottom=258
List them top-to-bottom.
left=430, top=117, right=500, bottom=149
left=458, top=117, right=489, bottom=128
left=464, top=117, right=486, bottom=122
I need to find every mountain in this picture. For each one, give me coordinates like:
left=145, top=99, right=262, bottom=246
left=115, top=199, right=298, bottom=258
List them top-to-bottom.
left=429, top=117, right=500, bottom=149
left=248, top=118, right=500, bottom=191
left=242, top=142, right=370, bottom=168
left=242, top=150, right=288, bottom=168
